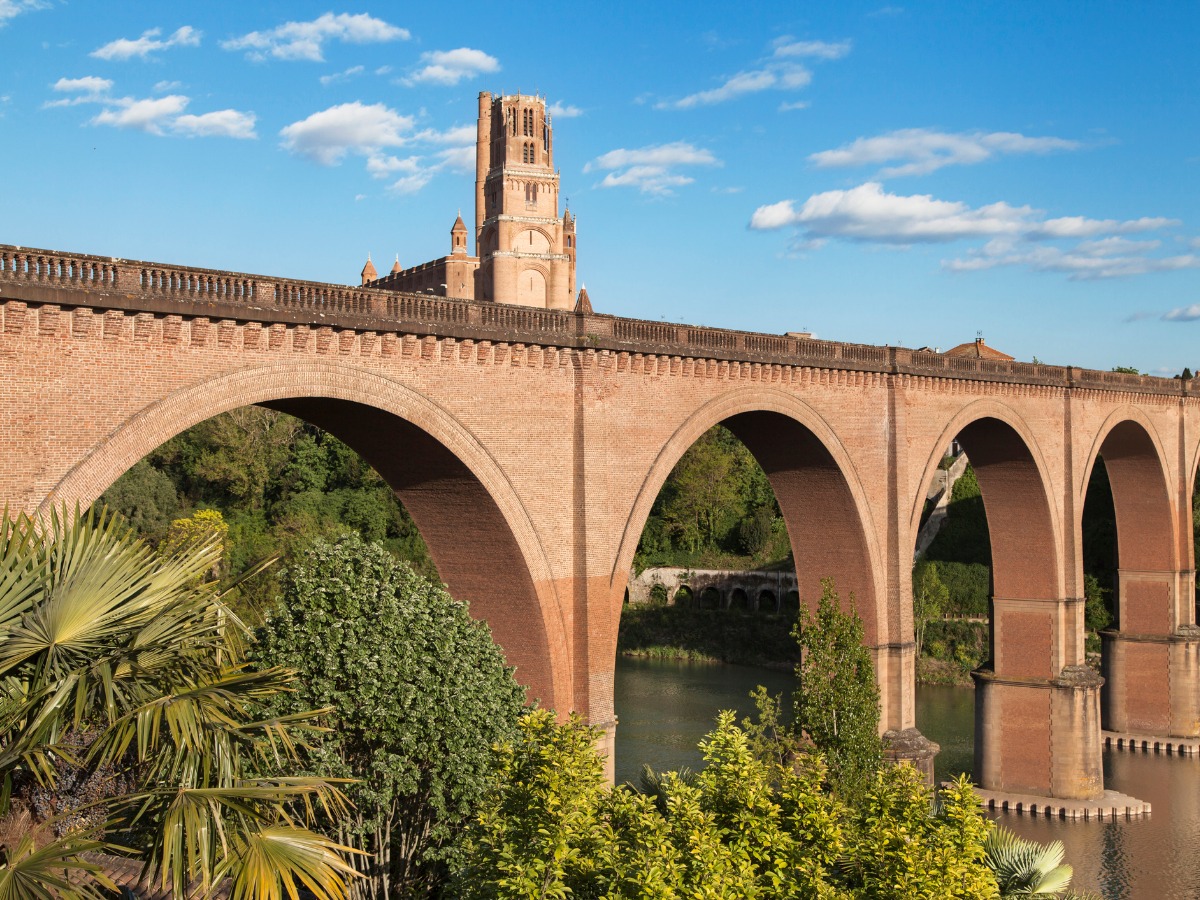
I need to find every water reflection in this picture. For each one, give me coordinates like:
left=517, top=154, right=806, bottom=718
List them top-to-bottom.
left=614, top=656, right=1200, bottom=899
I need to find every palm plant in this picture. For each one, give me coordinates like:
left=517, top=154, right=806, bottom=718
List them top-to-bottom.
left=0, top=506, right=357, bottom=899
left=983, top=825, right=1097, bottom=899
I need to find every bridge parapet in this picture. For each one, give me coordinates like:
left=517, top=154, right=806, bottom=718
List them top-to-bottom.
left=0, top=242, right=1189, bottom=397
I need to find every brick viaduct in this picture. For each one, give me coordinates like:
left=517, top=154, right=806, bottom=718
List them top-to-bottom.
left=2, top=243, right=1199, bottom=805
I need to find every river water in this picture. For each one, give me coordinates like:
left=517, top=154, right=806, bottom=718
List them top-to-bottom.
left=614, top=657, right=1200, bottom=899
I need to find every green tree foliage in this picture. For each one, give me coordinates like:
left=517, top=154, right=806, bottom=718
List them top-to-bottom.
left=1110, top=366, right=1141, bottom=375
left=101, top=409, right=436, bottom=618
left=635, top=425, right=785, bottom=570
left=98, top=458, right=179, bottom=543
left=925, top=464, right=992, bottom=567
left=0, top=507, right=356, bottom=900
left=254, top=534, right=526, bottom=900
left=912, top=560, right=949, bottom=657
left=1083, top=574, right=1112, bottom=633
left=793, top=579, right=883, bottom=801
left=454, top=708, right=1000, bottom=899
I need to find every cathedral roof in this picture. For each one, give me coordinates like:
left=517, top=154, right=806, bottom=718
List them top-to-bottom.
left=451, top=213, right=467, bottom=233
left=360, top=254, right=377, bottom=283
left=390, top=255, right=402, bottom=274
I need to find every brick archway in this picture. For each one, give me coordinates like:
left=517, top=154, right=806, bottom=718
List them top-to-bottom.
left=43, top=361, right=571, bottom=713
left=612, top=387, right=885, bottom=642
left=911, top=399, right=1064, bottom=596
left=1085, top=411, right=1200, bottom=739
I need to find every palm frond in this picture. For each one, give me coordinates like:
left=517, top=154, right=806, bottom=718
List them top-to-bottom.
left=0, top=833, right=115, bottom=900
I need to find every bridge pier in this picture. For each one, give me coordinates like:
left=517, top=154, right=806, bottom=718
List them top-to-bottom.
left=1102, top=569, right=1200, bottom=740
left=1102, top=629, right=1200, bottom=738
left=973, top=665, right=1104, bottom=800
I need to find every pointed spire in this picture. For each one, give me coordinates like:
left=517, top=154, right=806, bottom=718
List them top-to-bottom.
left=360, top=253, right=378, bottom=285
left=390, top=254, right=402, bottom=274
left=574, top=284, right=592, bottom=315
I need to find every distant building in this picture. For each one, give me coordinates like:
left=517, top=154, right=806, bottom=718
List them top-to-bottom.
left=361, top=92, right=578, bottom=310
left=943, top=337, right=1014, bottom=361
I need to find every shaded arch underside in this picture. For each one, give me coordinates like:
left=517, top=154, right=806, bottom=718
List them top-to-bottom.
left=723, top=411, right=879, bottom=643
left=955, top=417, right=1060, bottom=601
left=1093, top=420, right=1175, bottom=572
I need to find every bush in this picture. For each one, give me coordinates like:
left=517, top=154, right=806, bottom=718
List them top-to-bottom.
left=255, top=534, right=526, bottom=899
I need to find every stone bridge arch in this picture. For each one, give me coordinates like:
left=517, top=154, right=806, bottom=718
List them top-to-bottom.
left=44, top=360, right=571, bottom=713
left=612, top=387, right=886, bottom=644
left=912, top=399, right=1065, bottom=601
left=912, top=400, right=1102, bottom=799
left=1083, top=410, right=1200, bottom=740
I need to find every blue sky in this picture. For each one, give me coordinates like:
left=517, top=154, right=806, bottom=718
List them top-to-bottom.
left=2, top=1, right=1198, bottom=373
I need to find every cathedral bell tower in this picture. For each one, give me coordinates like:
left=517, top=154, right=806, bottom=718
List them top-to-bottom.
left=474, top=92, right=576, bottom=309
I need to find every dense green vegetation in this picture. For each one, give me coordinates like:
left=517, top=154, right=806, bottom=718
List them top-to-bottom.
left=634, top=425, right=790, bottom=571
left=255, top=535, right=526, bottom=900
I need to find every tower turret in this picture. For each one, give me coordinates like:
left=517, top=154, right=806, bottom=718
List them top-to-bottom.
left=451, top=212, right=468, bottom=256
left=360, top=254, right=377, bottom=286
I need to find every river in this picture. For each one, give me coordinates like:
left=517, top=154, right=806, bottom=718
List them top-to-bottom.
left=614, top=656, right=1200, bottom=899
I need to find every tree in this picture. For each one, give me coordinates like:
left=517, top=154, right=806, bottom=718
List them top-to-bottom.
left=1111, top=366, right=1141, bottom=375
left=98, top=459, right=179, bottom=543
left=0, top=507, right=356, bottom=900
left=254, top=534, right=526, bottom=900
left=913, top=560, right=950, bottom=657
left=793, top=578, right=883, bottom=801
left=455, top=707, right=1000, bottom=899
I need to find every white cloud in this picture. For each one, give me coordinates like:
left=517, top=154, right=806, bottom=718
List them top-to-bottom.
left=0, top=0, right=48, bottom=27
left=223, top=13, right=408, bottom=62
left=91, top=26, right=201, bottom=61
left=659, top=36, right=847, bottom=110
left=772, top=37, right=852, bottom=60
left=404, top=47, right=499, bottom=86
left=320, top=65, right=364, bottom=86
left=660, top=65, right=809, bottom=109
left=47, top=75, right=114, bottom=105
left=48, top=77, right=254, bottom=139
left=153, top=80, right=182, bottom=92
left=92, top=95, right=190, bottom=134
left=280, top=101, right=412, bottom=165
left=548, top=101, right=583, bottom=118
left=173, top=109, right=257, bottom=139
left=413, top=123, right=475, bottom=145
left=362, top=126, right=476, bottom=192
left=810, top=129, right=1080, bottom=177
left=585, top=141, right=719, bottom=195
left=751, top=181, right=1193, bottom=280
left=948, top=244, right=1199, bottom=280
left=1163, top=305, right=1200, bottom=321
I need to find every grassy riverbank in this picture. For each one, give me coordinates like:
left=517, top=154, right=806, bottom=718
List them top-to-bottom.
left=617, top=605, right=798, bottom=668
left=617, top=605, right=992, bottom=685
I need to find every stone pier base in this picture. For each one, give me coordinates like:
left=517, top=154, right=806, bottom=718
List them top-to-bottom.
left=882, top=727, right=940, bottom=785
left=1103, top=730, right=1200, bottom=756
left=975, top=787, right=1151, bottom=820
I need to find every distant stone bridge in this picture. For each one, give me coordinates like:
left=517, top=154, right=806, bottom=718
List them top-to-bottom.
left=3, top=242, right=1199, bottom=807
left=626, top=566, right=799, bottom=613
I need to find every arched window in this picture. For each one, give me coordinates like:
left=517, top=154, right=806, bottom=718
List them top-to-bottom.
left=543, top=125, right=549, bottom=153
